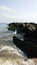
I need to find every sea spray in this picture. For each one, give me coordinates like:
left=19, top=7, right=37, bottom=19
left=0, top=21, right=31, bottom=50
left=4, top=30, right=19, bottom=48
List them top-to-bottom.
left=0, top=23, right=36, bottom=65
left=0, top=45, right=35, bottom=65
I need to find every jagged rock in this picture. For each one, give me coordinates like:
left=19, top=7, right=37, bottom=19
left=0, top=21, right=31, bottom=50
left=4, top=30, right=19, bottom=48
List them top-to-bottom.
left=13, top=23, right=37, bottom=58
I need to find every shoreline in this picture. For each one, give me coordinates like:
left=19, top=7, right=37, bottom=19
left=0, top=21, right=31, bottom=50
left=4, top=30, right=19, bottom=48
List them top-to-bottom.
left=0, top=31, right=37, bottom=65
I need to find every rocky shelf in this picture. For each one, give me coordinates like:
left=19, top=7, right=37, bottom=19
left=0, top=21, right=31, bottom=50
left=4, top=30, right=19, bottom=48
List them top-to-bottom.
left=8, top=22, right=37, bottom=58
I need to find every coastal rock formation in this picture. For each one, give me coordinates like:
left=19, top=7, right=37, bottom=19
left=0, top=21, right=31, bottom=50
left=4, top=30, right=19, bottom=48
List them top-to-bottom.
left=8, top=23, right=37, bottom=58
left=8, top=23, right=37, bottom=38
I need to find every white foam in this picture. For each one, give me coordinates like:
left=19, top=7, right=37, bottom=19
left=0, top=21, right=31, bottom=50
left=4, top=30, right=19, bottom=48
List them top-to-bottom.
left=0, top=45, right=25, bottom=57
left=0, top=46, right=35, bottom=65
left=0, top=58, right=35, bottom=65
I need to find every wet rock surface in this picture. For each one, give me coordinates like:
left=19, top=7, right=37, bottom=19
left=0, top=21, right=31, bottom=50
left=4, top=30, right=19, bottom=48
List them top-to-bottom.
left=13, top=23, right=37, bottom=58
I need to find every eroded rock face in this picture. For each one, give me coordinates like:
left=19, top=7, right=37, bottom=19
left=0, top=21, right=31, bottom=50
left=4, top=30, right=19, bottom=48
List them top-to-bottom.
left=8, top=22, right=37, bottom=42
left=8, top=23, right=37, bottom=32
left=13, top=23, right=37, bottom=58
left=23, top=23, right=37, bottom=39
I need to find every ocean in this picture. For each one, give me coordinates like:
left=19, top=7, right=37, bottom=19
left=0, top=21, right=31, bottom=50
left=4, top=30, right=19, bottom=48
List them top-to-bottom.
left=0, top=23, right=35, bottom=65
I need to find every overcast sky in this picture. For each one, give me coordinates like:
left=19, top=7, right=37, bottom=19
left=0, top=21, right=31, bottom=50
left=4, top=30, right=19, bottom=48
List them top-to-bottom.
left=0, top=0, right=37, bottom=23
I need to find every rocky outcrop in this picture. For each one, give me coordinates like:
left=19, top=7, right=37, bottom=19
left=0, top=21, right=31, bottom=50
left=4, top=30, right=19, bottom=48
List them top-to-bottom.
left=8, top=22, right=37, bottom=58
left=8, top=23, right=37, bottom=38
left=12, top=23, right=37, bottom=58
left=13, top=35, right=37, bottom=58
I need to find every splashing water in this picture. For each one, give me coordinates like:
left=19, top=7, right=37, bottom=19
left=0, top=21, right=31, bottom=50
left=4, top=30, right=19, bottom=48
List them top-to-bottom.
left=0, top=23, right=36, bottom=65
left=0, top=45, right=35, bottom=65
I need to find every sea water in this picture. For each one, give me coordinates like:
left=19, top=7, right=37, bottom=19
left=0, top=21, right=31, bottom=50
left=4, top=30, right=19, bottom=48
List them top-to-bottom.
left=0, top=23, right=35, bottom=65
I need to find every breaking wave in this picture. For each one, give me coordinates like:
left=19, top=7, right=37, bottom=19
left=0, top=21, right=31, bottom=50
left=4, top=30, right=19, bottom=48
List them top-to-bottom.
left=0, top=23, right=36, bottom=65
left=0, top=45, right=35, bottom=65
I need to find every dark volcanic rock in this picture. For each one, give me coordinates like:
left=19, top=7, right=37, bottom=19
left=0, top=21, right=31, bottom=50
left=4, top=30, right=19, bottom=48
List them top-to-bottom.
left=8, top=22, right=37, bottom=58
left=13, top=23, right=37, bottom=58
left=24, top=23, right=37, bottom=39
left=13, top=36, right=37, bottom=58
